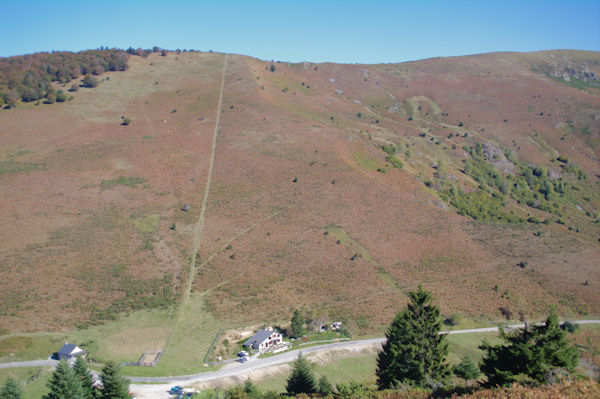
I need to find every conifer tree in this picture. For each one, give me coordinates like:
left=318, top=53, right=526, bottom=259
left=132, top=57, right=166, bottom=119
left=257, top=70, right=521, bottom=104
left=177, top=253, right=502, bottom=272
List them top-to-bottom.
left=376, top=285, right=450, bottom=389
left=290, top=310, right=306, bottom=338
left=480, top=310, right=579, bottom=386
left=286, top=353, right=317, bottom=395
left=73, top=356, right=96, bottom=399
left=453, top=356, right=481, bottom=385
left=43, top=359, right=85, bottom=399
left=99, top=361, right=129, bottom=399
left=318, top=375, right=333, bottom=395
left=0, top=377, right=23, bottom=399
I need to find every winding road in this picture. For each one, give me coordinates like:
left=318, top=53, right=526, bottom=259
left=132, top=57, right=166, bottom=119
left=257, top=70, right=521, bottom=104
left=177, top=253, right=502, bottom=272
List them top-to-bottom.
left=2, top=321, right=598, bottom=398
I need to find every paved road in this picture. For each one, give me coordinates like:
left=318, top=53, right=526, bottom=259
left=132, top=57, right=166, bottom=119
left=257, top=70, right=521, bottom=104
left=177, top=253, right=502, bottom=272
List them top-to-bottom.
left=2, top=320, right=598, bottom=398
left=0, top=359, right=57, bottom=369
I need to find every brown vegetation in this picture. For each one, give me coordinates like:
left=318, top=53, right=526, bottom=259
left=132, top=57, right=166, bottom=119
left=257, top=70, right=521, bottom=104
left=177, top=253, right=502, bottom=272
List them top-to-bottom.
left=0, top=49, right=599, bottom=334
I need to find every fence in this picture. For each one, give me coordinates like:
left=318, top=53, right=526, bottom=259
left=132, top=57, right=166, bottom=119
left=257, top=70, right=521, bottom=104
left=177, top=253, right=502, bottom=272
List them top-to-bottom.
left=120, top=350, right=163, bottom=367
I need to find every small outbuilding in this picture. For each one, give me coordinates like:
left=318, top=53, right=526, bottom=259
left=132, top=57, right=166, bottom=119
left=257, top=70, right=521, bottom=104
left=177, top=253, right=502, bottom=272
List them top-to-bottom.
left=56, top=342, right=86, bottom=361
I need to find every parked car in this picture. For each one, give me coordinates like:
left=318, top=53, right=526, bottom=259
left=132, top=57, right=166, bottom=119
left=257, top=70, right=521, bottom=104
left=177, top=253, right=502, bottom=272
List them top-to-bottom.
left=237, top=351, right=248, bottom=357
left=238, top=356, right=249, bottom=363
left=169, top=386, right=183, bottom=394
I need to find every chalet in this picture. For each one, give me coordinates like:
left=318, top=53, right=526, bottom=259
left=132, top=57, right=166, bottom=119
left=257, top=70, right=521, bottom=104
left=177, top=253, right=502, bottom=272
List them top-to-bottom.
left=242, top=327, right=282, bottom=351
left=56, top=342, right=86, bottom=361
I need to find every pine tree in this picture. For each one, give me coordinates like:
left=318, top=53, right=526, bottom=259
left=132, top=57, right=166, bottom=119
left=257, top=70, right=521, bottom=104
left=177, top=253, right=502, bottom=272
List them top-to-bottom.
left=376, top=285, right=450, bottom=389
left=290, top=310, right=306, bottom=338
left=480, top=310, right=579, bottom=386
left=285, top=353, right=317, bottom=395
left=73, top=356, right=96, bottom=399
left=453, top=356, right=481, bottom=385
left=43, top=358, right=85, bottom=399
left=99, top=361, right=129, bottom=399
left=318, top=375, right=333, bottom=395
left=0, top=377, right=23, bottom=399
left=243, top=379, right=258, bottom=398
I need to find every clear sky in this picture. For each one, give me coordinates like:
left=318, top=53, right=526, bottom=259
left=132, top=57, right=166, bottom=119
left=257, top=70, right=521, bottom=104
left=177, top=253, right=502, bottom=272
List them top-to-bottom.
left=1, top=0, right=599, bottom=63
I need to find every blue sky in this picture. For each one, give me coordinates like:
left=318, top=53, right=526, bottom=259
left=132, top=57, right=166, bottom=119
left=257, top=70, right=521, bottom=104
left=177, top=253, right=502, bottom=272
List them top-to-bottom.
left=1, top=0, right=599, bottom=63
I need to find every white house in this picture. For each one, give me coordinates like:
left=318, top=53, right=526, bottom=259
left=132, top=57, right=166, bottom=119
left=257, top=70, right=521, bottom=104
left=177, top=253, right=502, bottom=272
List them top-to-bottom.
left=242, top=327, right=282, bottom=351
left=56, top=342, right=86, bottom=361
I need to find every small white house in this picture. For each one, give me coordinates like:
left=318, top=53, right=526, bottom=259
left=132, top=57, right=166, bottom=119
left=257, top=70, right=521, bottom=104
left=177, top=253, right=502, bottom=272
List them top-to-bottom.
left=331, top=322, right=343, bottom=330
left=242, top=327, right=282, bottom=351
left=56, top=342, right=86, bottom=361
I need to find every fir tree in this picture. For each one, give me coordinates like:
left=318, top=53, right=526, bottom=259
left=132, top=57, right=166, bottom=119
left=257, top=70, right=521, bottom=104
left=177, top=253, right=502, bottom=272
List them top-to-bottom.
left=376, top=285, right=450, bottom=389
left=290, top=310, right=306, bottom=338
left=480, top=310, right=579, bottom=386
left=286, top=353, right=317, bottom=395
left=73, top=356, right=96, bottom=399
left=453, top=356, right=481, bottom=385
left=43, top=358, right=85, bottom=399
left=99, top=361, right=129, bottom=399
left=318, top=375, right=333, bottom=395
left=0, top=377, right=23, bottom=399
left=243, top=379, right=258, bottom=398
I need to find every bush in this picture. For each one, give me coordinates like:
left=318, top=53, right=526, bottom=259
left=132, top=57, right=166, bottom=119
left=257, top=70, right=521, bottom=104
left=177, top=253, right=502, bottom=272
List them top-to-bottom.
left=81, top=74, right=99, bottom=88
left=69, top=84, right=79, bottom=92
left=56, top=90, right=67, bottom=102
left=45, top=93, right=56, bottom=104
left=121, top=117, right=131, bottom=126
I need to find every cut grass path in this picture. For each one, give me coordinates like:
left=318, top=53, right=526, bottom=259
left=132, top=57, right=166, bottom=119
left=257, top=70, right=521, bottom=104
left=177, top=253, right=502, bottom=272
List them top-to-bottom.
left=164, top=54, right=227, bottom=351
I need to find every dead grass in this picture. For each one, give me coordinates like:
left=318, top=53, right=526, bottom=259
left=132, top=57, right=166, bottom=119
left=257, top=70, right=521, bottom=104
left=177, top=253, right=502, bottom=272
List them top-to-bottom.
left=0, top=50, right=598, bottom=344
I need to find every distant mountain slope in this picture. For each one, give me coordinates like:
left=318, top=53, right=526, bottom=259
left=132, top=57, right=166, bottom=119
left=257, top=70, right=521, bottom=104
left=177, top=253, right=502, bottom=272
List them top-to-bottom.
left=0, top=49, right=598, bottom=334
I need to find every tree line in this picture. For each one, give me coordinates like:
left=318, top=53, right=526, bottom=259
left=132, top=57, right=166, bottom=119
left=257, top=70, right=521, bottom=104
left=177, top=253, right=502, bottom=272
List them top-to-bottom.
left=0, top=49, right=129, bottom=107
left=0, top=357, right=129, bottom=399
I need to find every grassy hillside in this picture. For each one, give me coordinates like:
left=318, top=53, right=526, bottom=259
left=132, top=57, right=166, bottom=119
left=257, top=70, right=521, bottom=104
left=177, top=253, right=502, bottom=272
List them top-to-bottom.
left=0, top=49, right=599, bottom=343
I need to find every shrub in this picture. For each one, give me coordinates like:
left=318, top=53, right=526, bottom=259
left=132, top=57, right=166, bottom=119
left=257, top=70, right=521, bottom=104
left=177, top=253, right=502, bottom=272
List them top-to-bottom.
left=269, top=64, right=276, bottom=72
left=81, top=74, right=99, bottom=88
left=55, top=91, right=67, bottom=102
left=45, top=93, right=56, bottom=104
left=357, top=112, right=362, bottom=118
left=121, top=117, right=131, bottom=126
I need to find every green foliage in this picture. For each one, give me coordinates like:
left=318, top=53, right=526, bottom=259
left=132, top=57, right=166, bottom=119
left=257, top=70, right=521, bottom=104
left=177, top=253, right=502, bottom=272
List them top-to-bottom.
left=81, top=74, right=99, bottom=88
left=56, top=90, right=68, bottom=102
left=356, top=112, right=362, bottom=118
left=121, top=117, right=131, bottom=126
left=381, top=144, right=396, bottom=155
left=385, top=154, right=403, bottom=169
left=0, top=160, right=45, bottom=175
left=99, top=176, right=146, bottom=190
left=440, top=185, right=522, bottom=223
left=376, top=285, right=450, bottom=389
left=290, top=310, right=306, bottom=338
left=479, top=311, right=579, bottom=387
left=560, top=321, right=579, bottom=333
left=286, top=353, right=317, bottom=395
left=73, top=356, right=96, bottom=399
left=453, top=356, right=481, bottom=384
left=43, top=359, right=84, bottom=399
left=99, top=361, right=129, bottom=399
left=318, top=375, right=333, bottom=395
left=0, top=377, right=23, bottom=399
left=243, top=379, right=259, bottom=398
left=335, top=381, right=370, bottom=397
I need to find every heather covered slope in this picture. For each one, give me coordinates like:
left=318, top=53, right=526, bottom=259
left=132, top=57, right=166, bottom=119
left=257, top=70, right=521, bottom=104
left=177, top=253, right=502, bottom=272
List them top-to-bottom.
left=0, top=50, right=598, bottom=334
